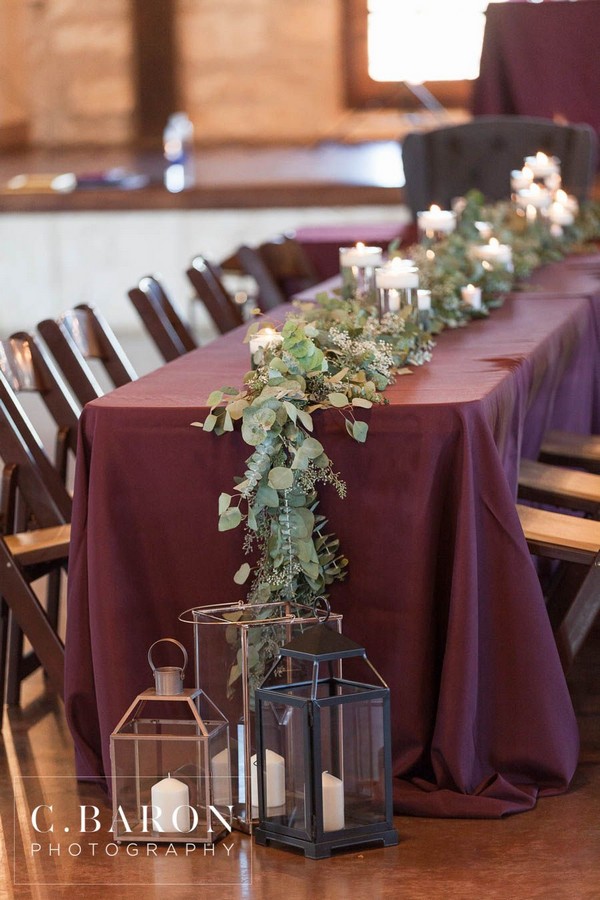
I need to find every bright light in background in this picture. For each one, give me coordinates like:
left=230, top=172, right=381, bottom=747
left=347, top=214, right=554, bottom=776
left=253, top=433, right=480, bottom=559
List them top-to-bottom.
left=367, top=0, right=508, bottom=84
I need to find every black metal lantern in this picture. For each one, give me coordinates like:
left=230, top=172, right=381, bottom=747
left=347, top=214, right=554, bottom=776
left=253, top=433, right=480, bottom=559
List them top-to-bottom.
left=254, top=616, right=398, bottom=859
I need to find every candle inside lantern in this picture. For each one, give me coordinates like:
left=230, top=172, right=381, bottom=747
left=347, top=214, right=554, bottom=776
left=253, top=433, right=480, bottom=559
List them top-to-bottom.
left=461, top=284, right=482, bottom=310
left=211, top=748, right=232, bottom=807
left=251, top=749, right=286, bottom=811
left=322, top=771, right=345, bottom=832
left=151, top=775, right=191, bottom=833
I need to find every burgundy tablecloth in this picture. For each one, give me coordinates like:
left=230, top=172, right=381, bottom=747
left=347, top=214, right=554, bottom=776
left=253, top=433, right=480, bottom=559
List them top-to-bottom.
left=472, top=0, right=600, bottom=145
left=65, top=258, right=600, bottom=817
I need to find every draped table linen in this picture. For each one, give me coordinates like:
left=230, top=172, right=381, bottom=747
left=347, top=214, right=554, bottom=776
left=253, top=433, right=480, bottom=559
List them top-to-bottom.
left=65, top=255, right=600, bottom=817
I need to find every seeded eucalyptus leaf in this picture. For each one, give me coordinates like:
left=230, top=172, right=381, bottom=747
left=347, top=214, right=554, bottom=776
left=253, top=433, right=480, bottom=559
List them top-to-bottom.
left=207, top=390, right=224, bottom=406
left=328, top=392, right=349, bottom=408
left=352, top=397, right=373, bottom=409
left=283, top=401, right=297, bottom=423
left=296, top=408, right=313, bottom=431
left=203, top=413, right=218, bottom=432
left=352, top=420, right=369, bottom=443
left=301, top=437, right=324, bottom=459
left=268, top=467, right=294, bottom=490
left=256, top=483, right=279, bottom=508
left=218, top=492, right=232, bottom=515
left=218, top=507, right=242, bottom=531
left=233, top=562, right=251, bottom=585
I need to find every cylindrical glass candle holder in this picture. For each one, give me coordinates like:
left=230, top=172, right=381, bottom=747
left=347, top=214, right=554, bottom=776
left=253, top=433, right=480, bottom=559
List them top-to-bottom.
left=417, top=206, right=457, bottom=245
left=339, top=244, right=383, bottom=306
left=375, top=263, right=419, bottom=321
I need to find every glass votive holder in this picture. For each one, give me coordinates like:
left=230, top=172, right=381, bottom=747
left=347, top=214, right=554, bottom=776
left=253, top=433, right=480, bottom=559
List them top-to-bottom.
left=523, top=152, right=560, bottom=187
left=417, top=206, right=457, bottom=245
left=339, top=244, right=383, bottom=305
left=375, top=263, right=419, bottom=321
left=417, top=289, right=432, bottom=331
left=248, top=327, right=283, bottom=369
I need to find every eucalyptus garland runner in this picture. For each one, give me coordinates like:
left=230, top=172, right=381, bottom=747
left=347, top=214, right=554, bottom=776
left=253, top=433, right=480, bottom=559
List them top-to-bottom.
left=194, top=190, right=600, bottom=655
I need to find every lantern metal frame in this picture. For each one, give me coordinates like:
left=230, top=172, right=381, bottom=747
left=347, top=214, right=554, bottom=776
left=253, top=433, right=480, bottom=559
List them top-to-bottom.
left=179, top=600, right=343, bottom=833
left=253, top=624, right=399, bottom=859
left=110, top=686, right=231, bottom=845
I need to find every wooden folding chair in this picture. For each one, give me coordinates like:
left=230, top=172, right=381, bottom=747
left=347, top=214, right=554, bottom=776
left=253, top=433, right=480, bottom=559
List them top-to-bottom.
left=236, top=234, right=319, bottom=311
left=186, top=255, right=244, bottom=334
left=128, top=275, right=198, bottom=362
left=37, top=303, right=137, bottom=407
left=0, top=332, right=81, bottom=482
left=0, top=373, right=71, bottom=721
left=539, top=431, right=600, bottom=476
left=518, top=459, right=600, bottom=519
left=517, top=503, right=600, bottom=671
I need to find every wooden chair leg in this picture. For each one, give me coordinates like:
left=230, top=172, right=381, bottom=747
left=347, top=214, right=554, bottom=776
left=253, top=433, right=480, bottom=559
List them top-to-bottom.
left=0, top=541, right=64, bottom=700
left=552, top=555, right=600, bottom=671
left=5, top=564, right=63, bottom=706
left=0, top=596, right=9, bottom=730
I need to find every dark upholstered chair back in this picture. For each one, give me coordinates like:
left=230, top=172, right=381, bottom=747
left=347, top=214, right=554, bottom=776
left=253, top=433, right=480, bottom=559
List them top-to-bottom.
left=401, top=115, right=598, bottom=215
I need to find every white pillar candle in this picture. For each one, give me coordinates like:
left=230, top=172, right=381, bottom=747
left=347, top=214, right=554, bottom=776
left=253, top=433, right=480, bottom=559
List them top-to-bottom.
left=524, top=151, right=560, bottom=179
left=510, top=167, right=534, bottom=192
left=515, top=182, right=552, bottom=210
left=554, top=189, right=579, bottom=215
left=548, top=202, right=574, bottom=227
left=417, top=205, right=457, bottom=235
left=474, top=221, right=493, bottom=241
left=470, top=238, right=512, bottom=267
left=339, top=243, right=383, bottom=268
left=375, top=265, right=419, bottom=290
left=461, top=284, right=482, bottom=310
left=417, top=289, right=431, bottom=311
left=211, top=748, right=232, bottom=806
left=251, top=749, right=286, bottom=810
left=321, top=771, right=345, bottom=832
left=151, top=775, right=191, bottom=833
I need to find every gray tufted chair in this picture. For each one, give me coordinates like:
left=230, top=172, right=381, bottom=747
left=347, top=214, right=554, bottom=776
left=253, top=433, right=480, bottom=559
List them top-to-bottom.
left=401, top=115, right=598, bottom=216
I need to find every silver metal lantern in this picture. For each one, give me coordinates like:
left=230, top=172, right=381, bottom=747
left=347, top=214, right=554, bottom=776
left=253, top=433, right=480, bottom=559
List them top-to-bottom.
left=110, top=638, right=231, bottom=844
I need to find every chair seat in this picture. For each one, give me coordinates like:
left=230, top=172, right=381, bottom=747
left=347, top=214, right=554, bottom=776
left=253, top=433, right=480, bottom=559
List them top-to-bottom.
left=539, top=430, right=600, bottom=474
left=518, top=458, right=600, bottom=515
left=516, top=503, right=600, bottom=561
left=4, top=524, right=70, bottom=566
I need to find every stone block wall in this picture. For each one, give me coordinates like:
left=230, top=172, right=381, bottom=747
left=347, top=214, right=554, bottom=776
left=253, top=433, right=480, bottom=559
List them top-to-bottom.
left=0, top=0, right=348, bottom=147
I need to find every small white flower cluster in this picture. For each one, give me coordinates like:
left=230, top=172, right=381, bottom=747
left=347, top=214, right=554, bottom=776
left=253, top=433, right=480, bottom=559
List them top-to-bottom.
left=328, top=327, right=395, bottom=381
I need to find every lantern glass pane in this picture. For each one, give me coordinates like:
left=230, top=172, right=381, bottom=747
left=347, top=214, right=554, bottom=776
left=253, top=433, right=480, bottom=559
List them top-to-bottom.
left=185, top=602, right=342, bottom=829
left=317, top=696, right=387, bottom=830
left=258, top=701, right=308, bottom=834
left=111, top=719, right=229, bottom=843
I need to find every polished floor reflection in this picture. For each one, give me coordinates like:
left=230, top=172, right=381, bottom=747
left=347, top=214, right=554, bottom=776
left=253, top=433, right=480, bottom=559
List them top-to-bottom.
left=1, top=617, right=599, bottom=900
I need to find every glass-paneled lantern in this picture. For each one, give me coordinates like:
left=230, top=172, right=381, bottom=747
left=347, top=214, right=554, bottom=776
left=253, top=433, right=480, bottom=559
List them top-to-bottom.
left=254, top=622, right=398, bottom=858
left=110, top=639, right=232, bottom=844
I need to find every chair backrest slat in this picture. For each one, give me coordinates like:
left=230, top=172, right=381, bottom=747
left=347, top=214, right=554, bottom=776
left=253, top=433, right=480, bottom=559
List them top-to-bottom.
left=186, top=256, right=244, bottom=334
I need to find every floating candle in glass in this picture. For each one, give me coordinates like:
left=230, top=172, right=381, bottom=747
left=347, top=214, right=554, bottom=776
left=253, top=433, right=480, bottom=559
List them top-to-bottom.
left=339, top=242, right=383, bottom=305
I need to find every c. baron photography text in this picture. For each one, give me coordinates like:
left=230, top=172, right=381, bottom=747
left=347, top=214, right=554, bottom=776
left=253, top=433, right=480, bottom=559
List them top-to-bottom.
left=29, top=804, right=237, bottom=856
left=30, top=841, right=238, bottom=858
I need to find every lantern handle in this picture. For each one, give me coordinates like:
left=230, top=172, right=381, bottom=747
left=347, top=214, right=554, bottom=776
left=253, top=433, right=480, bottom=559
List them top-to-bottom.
left=314, top=596, right=331, bottom=624
left=147, top=638, right=188, bottom=674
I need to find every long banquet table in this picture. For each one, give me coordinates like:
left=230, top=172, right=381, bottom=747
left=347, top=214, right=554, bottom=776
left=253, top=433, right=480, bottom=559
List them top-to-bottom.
left=65, top=253, right=600, bottom=818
